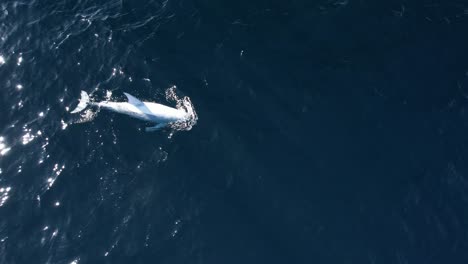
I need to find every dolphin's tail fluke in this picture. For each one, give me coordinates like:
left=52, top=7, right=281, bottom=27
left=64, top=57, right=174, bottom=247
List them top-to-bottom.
left=70, top=90, right=89, bottom=113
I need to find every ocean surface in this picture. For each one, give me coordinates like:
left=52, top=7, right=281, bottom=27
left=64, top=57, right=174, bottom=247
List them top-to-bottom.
left=1, top=0, right=468, bottom=263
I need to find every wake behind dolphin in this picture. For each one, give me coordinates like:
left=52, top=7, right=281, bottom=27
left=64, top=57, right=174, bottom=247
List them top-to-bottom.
left=71, top=90, right=194, bottom=132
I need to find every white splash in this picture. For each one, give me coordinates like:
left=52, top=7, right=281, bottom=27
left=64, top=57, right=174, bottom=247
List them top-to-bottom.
left=165, top=85, right=198, bottom=136
left=105, top=90, right=113, bottom=101
left=75, top=109, right=97, bottom=123
left=61, top=119, right=68, bottom=130
left=22, top=129, right=36, bottom=145
left=0, top=137, right=11, bottom=156
left=0, top=146, right=10, bottom=156
left=46, top=163, right=65, bottom=189
left=47, top=177, right=55, bottom=187
left=0, top=186, right=11, bottom=207
left=171, top=219, right=181, bottom=237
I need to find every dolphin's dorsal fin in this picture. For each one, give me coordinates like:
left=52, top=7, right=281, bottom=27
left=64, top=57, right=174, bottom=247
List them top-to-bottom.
left=124, top=92, right=144, bottom=106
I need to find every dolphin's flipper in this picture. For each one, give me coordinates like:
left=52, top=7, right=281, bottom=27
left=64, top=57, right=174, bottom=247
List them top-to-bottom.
left=124, top=92, right=144, bottom=107
left=145, top=123, right=168, bottom=132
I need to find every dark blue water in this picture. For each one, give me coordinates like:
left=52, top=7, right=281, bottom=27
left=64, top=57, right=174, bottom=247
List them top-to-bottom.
left=1, top=0, right=468, bottom=263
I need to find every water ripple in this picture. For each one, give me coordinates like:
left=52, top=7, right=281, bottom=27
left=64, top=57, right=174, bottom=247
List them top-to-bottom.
left=0, top=0, right=199, bottom=262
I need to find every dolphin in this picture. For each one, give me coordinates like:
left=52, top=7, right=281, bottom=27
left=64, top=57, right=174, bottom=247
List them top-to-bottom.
left=70, top=91, right=188, bottom=131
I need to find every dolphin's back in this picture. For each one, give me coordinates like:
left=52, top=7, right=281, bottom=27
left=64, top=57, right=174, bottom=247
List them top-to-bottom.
left=142, top=102, right=187, bottom=122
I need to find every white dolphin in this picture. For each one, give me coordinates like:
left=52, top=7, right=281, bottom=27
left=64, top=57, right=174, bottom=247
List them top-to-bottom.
left=70, top=91, right=188, bottom=131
